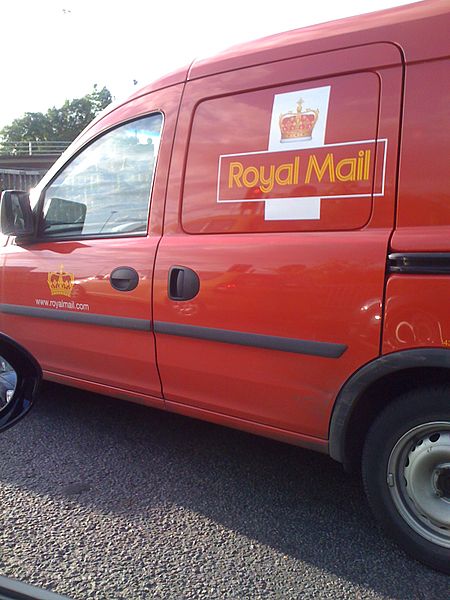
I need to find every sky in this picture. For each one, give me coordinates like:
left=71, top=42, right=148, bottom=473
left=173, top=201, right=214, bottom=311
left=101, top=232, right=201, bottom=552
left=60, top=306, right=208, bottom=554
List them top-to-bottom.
left=1, top=0, right=418, bottom=131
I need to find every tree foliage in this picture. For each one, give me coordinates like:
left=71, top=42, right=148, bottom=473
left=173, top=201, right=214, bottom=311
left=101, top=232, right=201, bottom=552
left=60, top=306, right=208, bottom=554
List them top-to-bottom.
left=0, top=85, right=112, bottom=143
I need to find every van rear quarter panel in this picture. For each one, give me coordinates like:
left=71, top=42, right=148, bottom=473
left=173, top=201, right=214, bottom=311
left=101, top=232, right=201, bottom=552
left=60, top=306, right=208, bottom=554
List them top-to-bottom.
left=384, top=55, right=450, bottom=355
left=390, top=58, right=450, bottom=252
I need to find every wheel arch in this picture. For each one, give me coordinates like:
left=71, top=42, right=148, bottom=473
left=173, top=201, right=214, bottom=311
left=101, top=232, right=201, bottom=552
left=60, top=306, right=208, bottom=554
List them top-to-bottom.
left=329, top=348, right=450, bottom=471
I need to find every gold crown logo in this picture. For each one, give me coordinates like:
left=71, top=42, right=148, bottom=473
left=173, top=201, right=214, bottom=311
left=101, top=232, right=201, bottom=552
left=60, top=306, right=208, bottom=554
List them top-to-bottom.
left=279, top=98, right=319, bottom=142
left=47, top=264, right=74, bottom=297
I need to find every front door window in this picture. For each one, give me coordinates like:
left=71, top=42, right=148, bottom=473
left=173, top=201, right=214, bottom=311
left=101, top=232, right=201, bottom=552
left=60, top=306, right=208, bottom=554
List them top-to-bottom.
left=40, top=113, right=163, bottom=238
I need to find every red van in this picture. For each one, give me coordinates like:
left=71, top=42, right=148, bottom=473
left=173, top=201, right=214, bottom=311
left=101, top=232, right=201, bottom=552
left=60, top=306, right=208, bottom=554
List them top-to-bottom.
left=1, top=0, right=449, bottom=573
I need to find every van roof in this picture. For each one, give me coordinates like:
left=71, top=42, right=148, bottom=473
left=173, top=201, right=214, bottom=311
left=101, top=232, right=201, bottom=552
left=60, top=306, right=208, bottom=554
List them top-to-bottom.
left=126, top=0, right=448, bottom=101
left=190, top=0, right=448, bottom=79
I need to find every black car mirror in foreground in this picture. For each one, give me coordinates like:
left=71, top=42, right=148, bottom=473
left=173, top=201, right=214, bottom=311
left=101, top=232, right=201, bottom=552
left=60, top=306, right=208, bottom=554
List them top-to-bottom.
left=0, top=190, right=34, bottom=238
left=0, top=333, right=41, bottom=433
left=0, top=336, right=72, bottom=599
left=0, top=575, right=70, bottom=600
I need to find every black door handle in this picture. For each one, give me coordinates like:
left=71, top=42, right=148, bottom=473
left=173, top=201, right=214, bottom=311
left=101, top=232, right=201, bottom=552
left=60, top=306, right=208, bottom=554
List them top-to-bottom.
left=168, top=266, right=200, bottom=301
left=110, top=267, right=139, bottom=292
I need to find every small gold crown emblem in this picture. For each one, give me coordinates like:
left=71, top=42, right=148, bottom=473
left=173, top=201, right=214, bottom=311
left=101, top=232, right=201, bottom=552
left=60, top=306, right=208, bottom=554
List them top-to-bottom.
left=279, top=98, right=319, bottom=142
left=47, top=264, right=74, bottom=297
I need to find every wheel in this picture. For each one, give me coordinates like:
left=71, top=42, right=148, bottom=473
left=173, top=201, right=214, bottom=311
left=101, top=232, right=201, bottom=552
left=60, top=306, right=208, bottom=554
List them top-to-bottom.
left=362, top=386, right=450, bottom=574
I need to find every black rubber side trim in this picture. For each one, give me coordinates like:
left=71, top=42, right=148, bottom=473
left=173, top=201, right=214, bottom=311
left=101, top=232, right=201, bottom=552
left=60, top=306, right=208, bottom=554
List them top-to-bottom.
left=388, top=253, right=450, bottom=274
left=0, top=304, right=151, bottom=331
left=154, top=321, right=347, bottom=358
left=329, top=348, right=450, bottom=464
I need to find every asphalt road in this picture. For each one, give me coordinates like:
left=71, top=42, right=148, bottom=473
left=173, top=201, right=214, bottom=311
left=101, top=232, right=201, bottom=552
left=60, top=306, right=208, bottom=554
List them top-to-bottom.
left=0, top=383, right=448, bottom=599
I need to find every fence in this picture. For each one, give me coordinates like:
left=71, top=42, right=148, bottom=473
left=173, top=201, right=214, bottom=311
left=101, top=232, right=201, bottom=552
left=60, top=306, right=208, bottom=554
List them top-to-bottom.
left=0, top=140, right=70, bottom=156
left=0, top=168, right=45, bottom=192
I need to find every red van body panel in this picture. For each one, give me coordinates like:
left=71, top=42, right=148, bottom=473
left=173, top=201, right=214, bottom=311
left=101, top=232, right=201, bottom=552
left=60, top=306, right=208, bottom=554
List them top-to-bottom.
left=153, top=41, right=403, bottom=440
left=381, top=50, right=450, bottom=359
left=390, top=58, right=450, bottom=253
left=0, top=84, right=184, bottom=403
left=383, top=276, right=450, bottom=353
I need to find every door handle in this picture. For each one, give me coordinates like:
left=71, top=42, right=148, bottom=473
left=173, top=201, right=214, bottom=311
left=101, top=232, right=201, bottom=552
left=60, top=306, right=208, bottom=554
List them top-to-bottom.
left=168, top=266, right=200, bottom=301
left=110, top=267, right=139, bottom=292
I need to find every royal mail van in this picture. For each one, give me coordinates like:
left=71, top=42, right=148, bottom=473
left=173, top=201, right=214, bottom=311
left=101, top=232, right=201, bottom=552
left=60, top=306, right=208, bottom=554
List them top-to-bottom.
left=1, top=0, right=449, bottom=573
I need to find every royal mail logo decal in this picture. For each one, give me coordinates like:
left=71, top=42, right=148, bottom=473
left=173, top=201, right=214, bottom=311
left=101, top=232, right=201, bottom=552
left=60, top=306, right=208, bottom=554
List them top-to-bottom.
left=217, top=86, right=387, bottom=221
left=279, top=98, right=319, bottom=142
left=218, top=140, right=386, bottom=201
left=47, top=264, right=74, bottom=297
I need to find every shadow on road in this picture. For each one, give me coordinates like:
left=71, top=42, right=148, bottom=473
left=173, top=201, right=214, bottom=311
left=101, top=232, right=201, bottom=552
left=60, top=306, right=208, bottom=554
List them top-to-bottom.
left=0, top=383, right=448, bottom=598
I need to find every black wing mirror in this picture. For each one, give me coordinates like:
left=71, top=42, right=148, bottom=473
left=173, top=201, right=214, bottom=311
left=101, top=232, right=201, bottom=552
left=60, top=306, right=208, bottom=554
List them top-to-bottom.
left=0, top=190, right=34, bottom=237
left=0, top=332, right=41, bottom=432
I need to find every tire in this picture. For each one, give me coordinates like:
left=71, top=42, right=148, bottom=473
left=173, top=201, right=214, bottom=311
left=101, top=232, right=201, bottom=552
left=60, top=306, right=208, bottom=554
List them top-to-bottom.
left=362, top=386, right=450, bottom=574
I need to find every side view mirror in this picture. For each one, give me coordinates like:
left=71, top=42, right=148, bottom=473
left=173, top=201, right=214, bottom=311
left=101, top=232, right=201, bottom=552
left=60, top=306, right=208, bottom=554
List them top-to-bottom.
left=0, top=190, right=34, bottom=237
left=0, top=332, right=41, bottom=432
